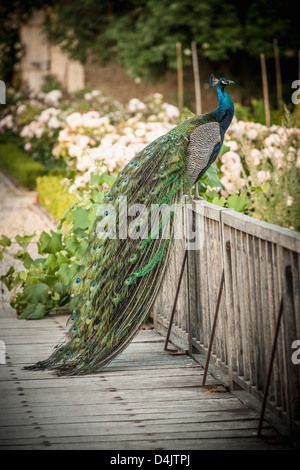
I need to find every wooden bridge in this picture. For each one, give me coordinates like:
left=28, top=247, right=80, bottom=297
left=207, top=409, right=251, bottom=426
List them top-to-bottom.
left=0, top=172, right=299, bottom=450
left=152, top=197, right=300, bottom=445
left=0, top=305, right=293, bottom=450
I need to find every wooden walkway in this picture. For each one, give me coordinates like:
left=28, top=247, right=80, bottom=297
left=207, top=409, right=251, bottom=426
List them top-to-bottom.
left=0, top=306, right=292, bottom=450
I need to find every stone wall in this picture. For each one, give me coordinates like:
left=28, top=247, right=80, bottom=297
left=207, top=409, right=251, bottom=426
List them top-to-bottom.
left=20, top=11, right=84, bottom=93
left=84, top=60, right=219, bottom=113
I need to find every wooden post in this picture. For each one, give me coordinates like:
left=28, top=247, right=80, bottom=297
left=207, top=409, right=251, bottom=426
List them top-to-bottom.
left=273, top=39, right=282, bottom=109
left=191, top=41, right=202, bottom=115
left=176, top=42, right=184, bottom=112
left=295, top=50, right=300, bottom=126
left=260, top=52, right=271, bottom=127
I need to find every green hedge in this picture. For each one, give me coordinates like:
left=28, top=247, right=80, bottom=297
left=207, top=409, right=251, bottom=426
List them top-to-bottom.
left=0, top=142, right=47, bottom=189
left=36, top=175, right=79, bottom=221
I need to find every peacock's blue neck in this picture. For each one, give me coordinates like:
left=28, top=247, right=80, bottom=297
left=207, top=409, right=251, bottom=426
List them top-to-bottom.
left=212, top=85, right=234, bottom=135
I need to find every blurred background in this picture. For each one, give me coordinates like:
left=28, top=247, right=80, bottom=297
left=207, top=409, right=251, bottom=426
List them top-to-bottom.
left=1, top=0, right=299, bottom=113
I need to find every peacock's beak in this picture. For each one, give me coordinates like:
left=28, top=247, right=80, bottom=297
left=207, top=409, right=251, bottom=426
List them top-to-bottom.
left=228, top=80, right=234, bottom=85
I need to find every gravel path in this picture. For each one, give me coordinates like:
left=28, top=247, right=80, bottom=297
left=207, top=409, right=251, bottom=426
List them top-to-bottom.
left=0, top=171, right=56, bottom=309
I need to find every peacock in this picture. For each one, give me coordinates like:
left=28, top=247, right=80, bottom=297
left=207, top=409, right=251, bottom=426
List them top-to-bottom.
left=26, top=74, right=234, bottom=375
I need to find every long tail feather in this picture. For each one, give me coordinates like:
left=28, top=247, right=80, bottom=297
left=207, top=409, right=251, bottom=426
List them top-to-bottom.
left=25, top=117, right=205, bottom=375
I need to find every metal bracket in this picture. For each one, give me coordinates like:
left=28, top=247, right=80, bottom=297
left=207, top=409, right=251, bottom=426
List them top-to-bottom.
left=164, top=250, right=188, bottom=355
left=202, top=269, right=225, bottom=387
left=257, top=296, right=284, bottom=437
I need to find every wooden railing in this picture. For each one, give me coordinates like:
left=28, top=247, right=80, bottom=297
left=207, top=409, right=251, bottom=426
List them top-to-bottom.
left=151, top=197, right=300, bottom=437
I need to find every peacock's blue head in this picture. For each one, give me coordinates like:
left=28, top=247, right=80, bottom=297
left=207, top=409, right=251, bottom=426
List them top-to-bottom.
left=210, top=74, right=234, bottom=90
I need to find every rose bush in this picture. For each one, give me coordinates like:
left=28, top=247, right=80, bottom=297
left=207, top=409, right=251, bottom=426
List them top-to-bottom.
left=0, top=86, right=299, bottom=230
left=1, top=87, right=299, bottom=319
left=220, top=115, right=300, bottom=230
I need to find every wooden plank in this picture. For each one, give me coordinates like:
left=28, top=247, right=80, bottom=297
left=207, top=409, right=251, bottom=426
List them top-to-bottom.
left=192, top=199, right=223, bottom=222
left=192, top=199, right=300, bottom=252
left=221, top=209, right=300, bottom=252
left=201, top=214, right=210, bottom=350
left=193, top=215, right=203, bottom=346
left=206, top=218, right=215, bottom=356
left=222, top=224, right=235, bottom=390
left=233, top=229, right=245, bottom=378
left=243, top=232, right=255, bottom=385
left=252, top=234, right=264, bottom=391
left=258, top=237, right=269, bottom=393
left=271, top=242, right=284, bottom=408
left=275, top=244, right=288, bottom=412
left=281, top=247, right=299, bottom=434
left=0, top=307, right=288, bottom=451
left=0, top=409, right=261, bottom=427
left=0, top=417, right=273, bottom=440
left=0, top=430, right=282, bottom=451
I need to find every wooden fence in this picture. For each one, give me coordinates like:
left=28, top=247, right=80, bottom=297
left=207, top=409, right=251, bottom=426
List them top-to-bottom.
left=152, top=197, right=300, bottom=437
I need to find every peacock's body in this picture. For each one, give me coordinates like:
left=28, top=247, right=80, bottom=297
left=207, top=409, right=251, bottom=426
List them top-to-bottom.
left=27, top=75, right=234, bottom=375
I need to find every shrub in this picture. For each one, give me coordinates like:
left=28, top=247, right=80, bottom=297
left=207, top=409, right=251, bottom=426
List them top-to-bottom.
left=0, top=142, right=47, bottom=188
left=0, top=169, right=115, bottom=319
left=36, top=175, right=79, bottom=221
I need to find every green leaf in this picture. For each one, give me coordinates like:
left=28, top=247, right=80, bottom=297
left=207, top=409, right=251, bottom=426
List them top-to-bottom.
left=220, top=143, right=230, bottom=157
left=200, top=163, right=225, bottom=190
left=90, top=170, right=104, bottom=186
left=102, top=174, right=116, bottom=187
left=197, top=181, right=207, bottom=193
left=261, top=182, right=270, bottom=193
left=250, top=186, right=262, bottom=193
left=207, top=189, right=218, bottom=200
left=92, top=192, right=105, bottom=204
left=227, top=194, right=248, bottom=212
left=212, top=196, right=226, bottom=207
left=87, top=203, right=103, bottom=226
left=57, top=204, right=75, bottom=230
left=72, top=207, right=90, bottom=229
left=73, top=228, right=88, bottom=239
left=38, top=230, right=64, bottom=254
left=15, top=233, right=35, bottom=249
left=0, top=234, right=11, bottom=247
left=65, top=234, right=88, bottom=258
left=12, top=250, right=31, bottom=262
left=56, top=252, right=71, bottom=265
left=44, top=253, right=58, bottom=270
left=23, top=256, right=34, bottom=269
left=57, top=262, right=80, bottom=286
left=1, top=266, right=15, bottom=290
left=25, top=270, right=39, bottom=285
left=19, top=271, right=28, bottom=281
left=53, top=281, right=67, bottom=296
left=23, top=282, right=51, bottom=304
left=51, top=292, right=61, bottom=301
left=20, top=303, right=48, bottom=320
left=19, top=304, right=36, bottom=319
left=28, top=304, right=48, bottom=320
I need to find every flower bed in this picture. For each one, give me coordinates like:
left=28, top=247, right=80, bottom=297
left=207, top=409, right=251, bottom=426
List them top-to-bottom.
left=0, top=86, right=299, bottom=230
left=221, top=117, right=300, bottom=231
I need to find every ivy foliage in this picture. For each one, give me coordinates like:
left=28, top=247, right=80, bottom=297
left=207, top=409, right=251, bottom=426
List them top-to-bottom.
left=0, top=158, right=249, bottom=319
left=0, top=170, right=111, bottom=319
